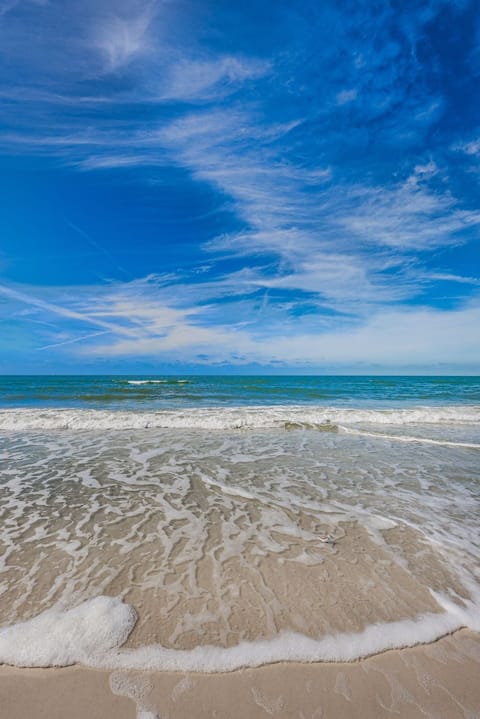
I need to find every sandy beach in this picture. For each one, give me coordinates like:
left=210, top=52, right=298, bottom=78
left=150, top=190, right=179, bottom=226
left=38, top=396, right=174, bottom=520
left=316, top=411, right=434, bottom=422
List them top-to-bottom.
left=1, top=629, right=479, bottom=718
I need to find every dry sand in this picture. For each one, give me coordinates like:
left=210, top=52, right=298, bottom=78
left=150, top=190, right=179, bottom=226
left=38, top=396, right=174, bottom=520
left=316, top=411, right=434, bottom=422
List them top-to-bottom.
left=1, top=629, right=479, bottom=718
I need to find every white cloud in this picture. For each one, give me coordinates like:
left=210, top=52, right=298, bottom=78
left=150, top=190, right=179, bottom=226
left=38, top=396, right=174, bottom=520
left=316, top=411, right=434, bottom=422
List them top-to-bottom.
left=93, top=7, right=154, bottom=72
left=159, top=55, right=270, bottom=101
left=336, top=89, right=357, bottom=105
left=3, top=94, right=477, bottom=343
left=154, top=107, right=479, bottom=316
left=160, top=108, right=476, bottom=259
left=456, top=139, right=480, bottom=156
left=77, top=153, right=161, bottom=170
left=407, top=160, right=439, bottom=185
left=336, top=180, right=480, bottom=250
left=257, top=252, right=411, bottom=304
left=426, top=272, right=480, bottom=285
left=84, top=296, right=480, bottom=368
left=264, top=303, right=480, bottom=365
left=88, top=324, right=253, bottom=359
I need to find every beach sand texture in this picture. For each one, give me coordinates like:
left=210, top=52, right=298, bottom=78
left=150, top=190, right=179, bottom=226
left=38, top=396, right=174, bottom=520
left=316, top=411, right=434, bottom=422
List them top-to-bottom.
left=1, top=630, right=479, bottom=718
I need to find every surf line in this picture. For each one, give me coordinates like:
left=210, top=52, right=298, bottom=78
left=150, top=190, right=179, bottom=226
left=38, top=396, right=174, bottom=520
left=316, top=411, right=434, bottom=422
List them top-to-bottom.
left=338, top=425, right=480, bottom=450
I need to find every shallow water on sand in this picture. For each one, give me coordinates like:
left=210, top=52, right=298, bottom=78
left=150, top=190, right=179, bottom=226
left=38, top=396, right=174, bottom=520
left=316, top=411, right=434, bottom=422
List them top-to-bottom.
left=0, top=407, right=479, bottom=670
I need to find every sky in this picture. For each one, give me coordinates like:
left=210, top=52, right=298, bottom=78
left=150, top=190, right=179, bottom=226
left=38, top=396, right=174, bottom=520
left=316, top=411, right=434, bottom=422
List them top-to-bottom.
left=0, top=0, right=479, bottom=374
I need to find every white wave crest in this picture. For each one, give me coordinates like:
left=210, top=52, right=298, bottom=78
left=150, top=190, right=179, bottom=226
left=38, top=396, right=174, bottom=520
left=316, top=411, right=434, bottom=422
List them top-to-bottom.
left=126, top=379, right=190, bottom=385
left=127, top=380, right=168, bottom=385
left=0, top=405, right=478, bottom=431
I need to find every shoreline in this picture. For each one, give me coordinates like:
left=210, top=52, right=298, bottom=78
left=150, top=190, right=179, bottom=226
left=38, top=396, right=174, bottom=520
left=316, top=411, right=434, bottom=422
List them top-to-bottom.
left=2, top=628, right=479, bottom=718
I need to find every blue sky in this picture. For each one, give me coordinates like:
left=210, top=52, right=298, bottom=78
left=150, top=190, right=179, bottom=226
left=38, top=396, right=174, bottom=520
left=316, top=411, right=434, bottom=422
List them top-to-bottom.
left=0, top=0, right=479, bottom=373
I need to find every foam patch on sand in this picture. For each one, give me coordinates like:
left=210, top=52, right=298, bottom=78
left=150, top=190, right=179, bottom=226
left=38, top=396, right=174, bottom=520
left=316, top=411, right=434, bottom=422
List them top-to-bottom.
left=1, top=594, right=479, bottom=672
left=0, top=596, right=137, bottom=668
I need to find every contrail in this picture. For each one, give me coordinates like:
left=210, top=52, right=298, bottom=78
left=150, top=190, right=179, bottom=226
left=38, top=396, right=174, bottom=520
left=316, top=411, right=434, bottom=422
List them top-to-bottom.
left=64, top=219, right=131, bottom=278
left=0, top=284, right=138, bottom=338
left=37, top=330, right=112, bottom=351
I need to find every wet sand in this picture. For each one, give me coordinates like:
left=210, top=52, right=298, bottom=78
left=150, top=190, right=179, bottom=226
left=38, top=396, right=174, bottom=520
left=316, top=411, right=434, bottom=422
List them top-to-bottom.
left=2, top=503, right=471, bottom=660
left=1, top=629, right=479, bottom=718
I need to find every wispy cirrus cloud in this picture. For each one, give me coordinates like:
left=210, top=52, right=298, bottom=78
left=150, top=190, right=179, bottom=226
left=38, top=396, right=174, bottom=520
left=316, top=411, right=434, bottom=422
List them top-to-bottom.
left=92, top=4, right=156, bottom=73
left=157, top=55, right=270, bottom=102
left=2, top=94, right=478, bottom=336
left=150, top=105, right=479, bottom=315
left=426, top=272, right=480, bottom=285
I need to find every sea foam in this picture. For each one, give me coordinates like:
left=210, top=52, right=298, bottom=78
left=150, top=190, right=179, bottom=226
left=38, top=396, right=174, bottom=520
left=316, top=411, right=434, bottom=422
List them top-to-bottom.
left=0, top=596, right=137, bottom=667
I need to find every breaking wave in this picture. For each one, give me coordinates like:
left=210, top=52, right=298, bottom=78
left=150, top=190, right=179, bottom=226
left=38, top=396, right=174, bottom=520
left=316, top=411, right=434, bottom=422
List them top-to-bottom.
left=0, top=405, right=478, bottom=431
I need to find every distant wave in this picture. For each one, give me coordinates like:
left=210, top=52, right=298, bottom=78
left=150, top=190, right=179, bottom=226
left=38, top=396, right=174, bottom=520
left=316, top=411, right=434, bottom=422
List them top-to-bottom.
left=125, top=379, right=191, bottom=385
left=0, top=405, right=479, bottom=431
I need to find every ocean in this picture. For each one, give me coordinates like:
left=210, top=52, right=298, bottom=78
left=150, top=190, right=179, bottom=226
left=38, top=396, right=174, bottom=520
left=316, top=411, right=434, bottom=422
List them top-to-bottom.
left=0, top=375, right=479, bottom=671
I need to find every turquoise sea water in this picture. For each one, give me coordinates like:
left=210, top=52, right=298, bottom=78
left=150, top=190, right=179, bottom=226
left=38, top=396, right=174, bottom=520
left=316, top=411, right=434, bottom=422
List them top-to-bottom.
left=0, top=374, right=479, bottom=409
